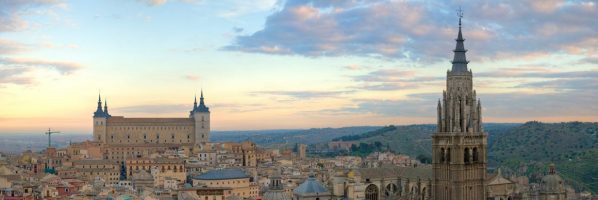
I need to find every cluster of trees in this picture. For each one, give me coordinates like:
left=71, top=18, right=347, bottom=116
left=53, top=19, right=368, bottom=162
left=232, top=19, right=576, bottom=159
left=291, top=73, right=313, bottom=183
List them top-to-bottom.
left=332, top=125, right=397, bottom=141
left=349, top=142, right=387, bottom=157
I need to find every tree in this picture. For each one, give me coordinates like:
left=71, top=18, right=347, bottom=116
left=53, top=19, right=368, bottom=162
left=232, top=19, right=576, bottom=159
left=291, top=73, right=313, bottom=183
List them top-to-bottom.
left=417, top=154, right=432, bottom=164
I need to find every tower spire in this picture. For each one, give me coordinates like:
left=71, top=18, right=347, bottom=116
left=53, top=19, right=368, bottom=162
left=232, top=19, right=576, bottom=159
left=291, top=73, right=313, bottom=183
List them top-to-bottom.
left=451, top=7, right=469, bottom=72
left=196, top=89, right=210, bottom=113
left=200, top=89, right=204, bottom=103
left=94, top=92, right=104, bottom=117
left=193, top=93, right=198, bottom=110
left=104, top=98, right=110, bottom=116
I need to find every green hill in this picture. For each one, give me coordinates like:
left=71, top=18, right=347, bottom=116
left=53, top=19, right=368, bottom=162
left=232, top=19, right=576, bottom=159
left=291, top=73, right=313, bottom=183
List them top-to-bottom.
left=489, top=121, right=598, bottom=193
left=328, top=122, right=597, bottom=193
left=330, top=123, right=520, bottom=159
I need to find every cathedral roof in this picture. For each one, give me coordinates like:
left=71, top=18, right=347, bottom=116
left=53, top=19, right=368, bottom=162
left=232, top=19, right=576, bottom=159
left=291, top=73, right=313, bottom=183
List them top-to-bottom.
left=356, top=166, right=432, bottom=180
left=192, top=168, right=249, bottom=180
left=263, top=191, right=292, bottom=200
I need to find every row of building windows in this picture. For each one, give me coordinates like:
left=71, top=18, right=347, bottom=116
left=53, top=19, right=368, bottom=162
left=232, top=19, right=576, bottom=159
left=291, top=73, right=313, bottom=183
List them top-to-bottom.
left=108, top=126, right=192, bottom=130
left=109, top=133, right=191, bottom=139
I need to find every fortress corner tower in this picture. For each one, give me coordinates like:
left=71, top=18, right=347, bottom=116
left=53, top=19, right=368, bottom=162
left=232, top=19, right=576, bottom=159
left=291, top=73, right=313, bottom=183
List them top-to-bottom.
left=190, top=90, right=210, bottom=144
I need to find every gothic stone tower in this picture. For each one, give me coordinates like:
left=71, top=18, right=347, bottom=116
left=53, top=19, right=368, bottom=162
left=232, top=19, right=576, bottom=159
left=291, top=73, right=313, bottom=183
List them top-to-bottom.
left=432, top=13, right=487, bottom=200
left=191, top=90, right=210, bottom=144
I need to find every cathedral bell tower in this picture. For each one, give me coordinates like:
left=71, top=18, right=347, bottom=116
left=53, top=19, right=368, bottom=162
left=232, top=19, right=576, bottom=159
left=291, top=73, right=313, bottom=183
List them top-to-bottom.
left=432, top=10, right=487, bottom=200
left=190, top=90, right=210, bottom=144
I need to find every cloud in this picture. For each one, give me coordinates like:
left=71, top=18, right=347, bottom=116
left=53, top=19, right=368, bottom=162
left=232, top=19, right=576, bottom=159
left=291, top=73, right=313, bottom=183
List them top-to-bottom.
left=0, top=0, right=64, bottom=32
left=136, top=0, right=202, bottom=6
left=138, top=0, right=168, bottom=6
left=218, top=0, right=278, bottom=18
left=225, top=0, right=598, bottom=61
left=0, top=1, right=82, bottom=87
left=233, top=27, right=244, bottom=33
left=0, top=39, right=28, bottom=54
left=0, top=57, right=82, bottom=86
left=0, top=57, right=82, bottom=75
left=343, top=64, right=365, bottom=71
left=0, top=67, right=34, bottom=86
left=474, top=68, right=598, bottom=91
left=476, top=68, right=598, bottom=79
left=352, top=69, right=443, bottom=91
left=184, top=74, right=200, bottom=81
left=517, top=78, right=598, bottom=91
left=250, top=90, right=354, bottom=100
left=322, top=90, right=597, bottom=119
left=480, top=91, right=598, bottom=118
left=322, top=93, right=438, bottom=117
left=212, top=103, right=271, bottom=113
left=114, top=104, right=190, bottom=114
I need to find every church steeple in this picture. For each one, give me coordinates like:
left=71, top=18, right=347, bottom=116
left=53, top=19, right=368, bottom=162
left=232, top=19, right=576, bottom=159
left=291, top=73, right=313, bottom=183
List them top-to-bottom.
left=451, top=8, right=469, bottom=73
left=432, top=9, right=487, bottom=200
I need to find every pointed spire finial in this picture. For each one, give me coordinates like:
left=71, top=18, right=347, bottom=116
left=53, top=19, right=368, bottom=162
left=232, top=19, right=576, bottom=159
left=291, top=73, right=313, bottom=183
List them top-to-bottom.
left=451, top=7, right=468, bottom=72
left=457, top=7, right=463, bottom=28
left=195, top=89, right=210, bottom=112
left=200, top=89, right=205, bottom=104
left=94, top=92, right=104, bottom=117
left=193, top=93, right=198, bottom=111
left=104, top=98, right=110, bottom=117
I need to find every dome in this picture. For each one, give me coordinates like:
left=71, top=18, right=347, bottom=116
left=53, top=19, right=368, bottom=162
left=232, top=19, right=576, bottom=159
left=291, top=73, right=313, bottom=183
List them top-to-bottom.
left=541, top=164, right=565, bottom=193
left=293, top=176, right=329, bottom=195
left=263, top=191, right=291, bottom=200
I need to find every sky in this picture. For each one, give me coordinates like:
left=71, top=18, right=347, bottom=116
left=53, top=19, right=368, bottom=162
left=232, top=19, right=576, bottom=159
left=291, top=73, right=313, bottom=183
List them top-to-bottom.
left=0, top=0, right=596, bottom=134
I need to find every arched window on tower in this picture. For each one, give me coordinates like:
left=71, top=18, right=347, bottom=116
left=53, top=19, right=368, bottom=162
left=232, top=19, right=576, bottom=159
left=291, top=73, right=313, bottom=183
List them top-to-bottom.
left=473, top=147, right=479, bottom=163
left=440, top=148, right=445, bottom=163
left=446, top=148, right=451, bottom=162
left=464, top=148, right=470, bottom=163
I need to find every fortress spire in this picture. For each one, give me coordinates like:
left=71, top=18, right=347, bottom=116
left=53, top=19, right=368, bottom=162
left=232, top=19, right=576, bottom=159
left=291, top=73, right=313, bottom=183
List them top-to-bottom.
left=451, top=7, right=469, bottom=72
left=197, top=89, right=209, bottom=112
left=200, top=89, right=205, bottom=105
left=94, top=92, right=104, bottom=117
left=193, top=94, right=198, bottom=110
left=104, top=98, right=110, bottom=117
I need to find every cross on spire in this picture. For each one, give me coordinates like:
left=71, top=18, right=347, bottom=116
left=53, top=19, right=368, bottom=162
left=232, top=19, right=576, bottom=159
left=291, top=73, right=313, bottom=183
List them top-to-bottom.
left=457, top=7, right=463, bottom=27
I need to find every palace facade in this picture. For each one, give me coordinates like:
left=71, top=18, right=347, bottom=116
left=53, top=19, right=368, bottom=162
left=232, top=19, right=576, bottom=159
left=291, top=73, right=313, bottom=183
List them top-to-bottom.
left=92, top=91, right=210, bottom=159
